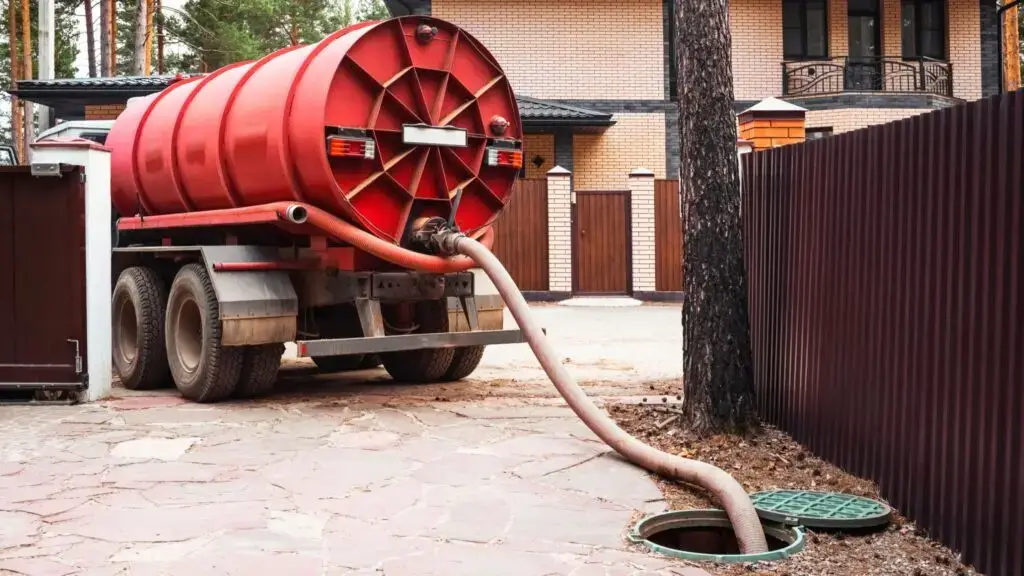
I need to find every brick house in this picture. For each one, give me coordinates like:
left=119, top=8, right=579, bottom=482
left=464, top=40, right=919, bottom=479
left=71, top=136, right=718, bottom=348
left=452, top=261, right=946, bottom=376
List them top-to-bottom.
left=10, top=0, right=1001, bottom=299
left=381, top=0, right=1000, bottom=299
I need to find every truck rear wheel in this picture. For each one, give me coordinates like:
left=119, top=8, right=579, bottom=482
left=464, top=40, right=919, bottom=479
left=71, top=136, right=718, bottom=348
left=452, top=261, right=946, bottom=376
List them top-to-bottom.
left=165, top=263, right=243, bottom=403
left=112, top=266, right=171, bottom=390
left=381, top=300, right=455, bottom=383
left=310, top=304, right=367, bottom=373
left=234, top=344, right=284, bottom=398
left=441, top=346, right=485, bottom=381
left=312, top=354, right=367, bottom=373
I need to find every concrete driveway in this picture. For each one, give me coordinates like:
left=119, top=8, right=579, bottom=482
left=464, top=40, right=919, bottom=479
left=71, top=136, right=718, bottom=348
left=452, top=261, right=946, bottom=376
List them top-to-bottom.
left=0, top=304, right=690, bottom=576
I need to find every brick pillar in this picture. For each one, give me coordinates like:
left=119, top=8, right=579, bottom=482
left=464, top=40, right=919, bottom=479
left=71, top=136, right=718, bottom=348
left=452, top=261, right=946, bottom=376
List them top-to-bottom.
left=737, top=97, right=808, bottom=150
left=546, top=166, right=572, bottom=295
left=629, top=168, right=656, bottom=295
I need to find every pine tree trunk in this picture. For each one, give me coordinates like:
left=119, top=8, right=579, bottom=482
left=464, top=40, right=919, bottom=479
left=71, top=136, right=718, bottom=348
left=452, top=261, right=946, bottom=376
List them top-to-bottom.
left=8, top=0, right=23, bottom=160
left=20, top=0, right=32, bottom=151
left=85, top=0, right=97, bottom=76
left=99, top=0, right=110, bottom=75
left=109, top=0, right=117, bottom=73
left=132, top=0, right=146, bottom=75
left=156, top=0, right=163, bottom=74
left=675, top=0, right=757, bottom=435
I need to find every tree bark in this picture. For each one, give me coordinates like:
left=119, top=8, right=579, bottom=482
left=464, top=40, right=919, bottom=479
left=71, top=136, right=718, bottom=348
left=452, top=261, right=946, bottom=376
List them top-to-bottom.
left=8, top=0, right=23, bottom=160
left=20, top=0, right=32, bottom=151
left=84, top=0, right=97, bottom=76
left=99, top=0, right=110, bottom=75
left=109, top=0, right=116, bottom=73
left=132, top=0, right=146, bottom=75
left=143, top=0, right=153, bottom=74
left=155, top=0, right=163, bottom=73
left=675, top=0, right=757, bottom=435
left=1004, top=4, right=1021, bottom=92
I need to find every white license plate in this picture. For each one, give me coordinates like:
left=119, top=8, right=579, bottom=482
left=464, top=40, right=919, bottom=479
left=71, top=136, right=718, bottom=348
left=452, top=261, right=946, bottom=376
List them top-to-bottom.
left=402, top=125, right=468, bottom=147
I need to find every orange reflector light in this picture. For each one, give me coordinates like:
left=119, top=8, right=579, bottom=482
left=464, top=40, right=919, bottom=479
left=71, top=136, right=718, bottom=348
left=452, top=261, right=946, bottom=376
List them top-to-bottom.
left=327, top=136, right=376, bottom=160
left=486, top=147, right=523, bottom=169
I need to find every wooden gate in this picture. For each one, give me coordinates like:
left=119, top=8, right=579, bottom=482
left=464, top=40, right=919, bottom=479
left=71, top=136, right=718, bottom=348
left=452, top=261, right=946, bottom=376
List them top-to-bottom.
left=0, top=167, right=87, bottom=391
left=491, top=179, right=549, bottom=291
left=573, top=190, right=631, bottom=294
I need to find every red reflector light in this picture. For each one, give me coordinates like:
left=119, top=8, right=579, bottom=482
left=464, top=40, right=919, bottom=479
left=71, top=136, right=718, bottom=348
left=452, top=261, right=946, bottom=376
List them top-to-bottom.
left=327, top=136, right=376, bottom=160
left=486, top=147, right=523, bottom=169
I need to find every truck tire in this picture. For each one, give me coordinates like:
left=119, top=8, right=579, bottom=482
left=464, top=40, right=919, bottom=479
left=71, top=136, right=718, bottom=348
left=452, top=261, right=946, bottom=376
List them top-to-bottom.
left=165, top=263, right=243, bottom=403
left=112, top=266, right=171, bottom=390
left=381, top=300, right=455, bottom=383
left=310, top=304, right=366, bottom=373
left=234, top=344, right=284, bottom=398
left=441, top=346, right=485, bottom=381
left=312, top=354, right=367, bottom=373
left=359, top=354, right=382, bottom=369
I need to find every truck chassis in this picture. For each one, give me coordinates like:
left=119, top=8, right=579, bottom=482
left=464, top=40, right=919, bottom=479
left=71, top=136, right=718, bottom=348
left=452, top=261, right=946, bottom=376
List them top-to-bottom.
left=112, top=233, right=525, bottom=403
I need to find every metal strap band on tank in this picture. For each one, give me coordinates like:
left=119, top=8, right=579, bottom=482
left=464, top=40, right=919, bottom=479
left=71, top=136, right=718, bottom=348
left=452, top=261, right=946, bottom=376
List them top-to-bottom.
left=280, top=20, right=379, bottom=205
left=216, top=44, right=306, bottom=208
left=168, top=60, right=251, bottom=212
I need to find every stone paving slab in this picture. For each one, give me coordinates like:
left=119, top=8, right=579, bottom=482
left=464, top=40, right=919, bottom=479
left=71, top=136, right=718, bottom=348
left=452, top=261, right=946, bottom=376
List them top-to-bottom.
left=0, top=395, right=705, bottom=576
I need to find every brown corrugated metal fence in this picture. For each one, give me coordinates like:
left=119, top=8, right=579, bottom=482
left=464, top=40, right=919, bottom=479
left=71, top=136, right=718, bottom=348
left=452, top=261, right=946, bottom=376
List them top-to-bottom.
left=742, top=90, right=1022, bottom=576
left=491, top=179, right=549, bottom=291
left=654, top=179, right=683, bottom=292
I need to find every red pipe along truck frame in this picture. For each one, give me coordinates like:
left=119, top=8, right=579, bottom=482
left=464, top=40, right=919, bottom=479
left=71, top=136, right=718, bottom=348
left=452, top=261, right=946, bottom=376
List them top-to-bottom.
left=107, top=16, right=530, bottom=402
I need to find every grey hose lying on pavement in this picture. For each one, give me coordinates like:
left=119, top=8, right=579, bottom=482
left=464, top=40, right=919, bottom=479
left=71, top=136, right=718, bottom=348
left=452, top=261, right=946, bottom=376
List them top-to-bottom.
left=453, top=234, right=770, bottom=555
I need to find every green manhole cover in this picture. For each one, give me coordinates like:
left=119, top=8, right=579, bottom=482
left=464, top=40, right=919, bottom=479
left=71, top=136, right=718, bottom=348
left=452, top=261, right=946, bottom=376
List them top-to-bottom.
left=751, top=490, right=892, bottom=529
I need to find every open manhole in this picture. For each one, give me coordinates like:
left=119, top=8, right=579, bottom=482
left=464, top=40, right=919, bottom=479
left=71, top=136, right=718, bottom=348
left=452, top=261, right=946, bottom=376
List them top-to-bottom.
left=751, top=490, right=892, bottom=529
left=628, top=509, right=805, bottom=563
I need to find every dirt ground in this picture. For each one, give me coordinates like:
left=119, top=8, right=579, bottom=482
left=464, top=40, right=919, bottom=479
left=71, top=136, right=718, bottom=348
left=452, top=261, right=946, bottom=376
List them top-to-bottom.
left=609, top=405, right=980, bottom=576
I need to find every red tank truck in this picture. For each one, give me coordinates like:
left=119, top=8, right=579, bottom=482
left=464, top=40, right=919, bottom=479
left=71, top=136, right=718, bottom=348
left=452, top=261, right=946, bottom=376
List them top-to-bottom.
left=108, top=16, right=527, bottom=402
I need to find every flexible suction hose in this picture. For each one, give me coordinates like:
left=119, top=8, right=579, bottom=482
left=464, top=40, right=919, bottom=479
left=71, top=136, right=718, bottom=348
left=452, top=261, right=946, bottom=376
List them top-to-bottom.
left=270, top=203, right=768, bottom=553
left=452, top=235, right=770, bottom=555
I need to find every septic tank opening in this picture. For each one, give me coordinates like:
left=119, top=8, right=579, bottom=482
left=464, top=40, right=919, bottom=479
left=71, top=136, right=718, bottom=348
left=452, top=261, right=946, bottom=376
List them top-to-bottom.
left=629, top=509, right=805, bottom=563
left=647, top=525, right=790, bottom=555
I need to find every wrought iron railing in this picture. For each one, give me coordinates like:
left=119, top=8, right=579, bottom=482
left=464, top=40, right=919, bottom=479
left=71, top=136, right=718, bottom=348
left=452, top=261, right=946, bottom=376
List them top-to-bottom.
left=782, top=56, right=953, bottom=97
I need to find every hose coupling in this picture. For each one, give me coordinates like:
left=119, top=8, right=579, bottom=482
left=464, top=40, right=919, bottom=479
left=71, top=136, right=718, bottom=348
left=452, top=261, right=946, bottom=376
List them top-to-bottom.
left=410, top=216, right=466, bottom=257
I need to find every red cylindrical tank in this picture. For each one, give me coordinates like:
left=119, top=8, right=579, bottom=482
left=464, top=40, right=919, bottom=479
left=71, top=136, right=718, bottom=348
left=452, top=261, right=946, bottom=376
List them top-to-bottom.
left=108, top=17, right=522, bottom=244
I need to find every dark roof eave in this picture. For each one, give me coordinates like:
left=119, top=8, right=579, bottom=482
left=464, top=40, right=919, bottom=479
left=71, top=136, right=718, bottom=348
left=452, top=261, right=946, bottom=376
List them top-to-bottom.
left=522, top=118, right=616, bottom=128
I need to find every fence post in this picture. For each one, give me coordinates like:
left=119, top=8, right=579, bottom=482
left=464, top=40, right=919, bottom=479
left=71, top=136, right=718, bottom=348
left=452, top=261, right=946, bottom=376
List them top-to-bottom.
left=737, top=97, right=808, bottom=150
left=546, top=166, right=573, bottom=295
left=628, top=168, right=656, bottom=297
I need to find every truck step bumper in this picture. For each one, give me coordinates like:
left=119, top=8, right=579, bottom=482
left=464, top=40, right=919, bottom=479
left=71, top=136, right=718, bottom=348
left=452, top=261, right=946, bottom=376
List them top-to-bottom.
left=296, top=329, right=528, bottom=357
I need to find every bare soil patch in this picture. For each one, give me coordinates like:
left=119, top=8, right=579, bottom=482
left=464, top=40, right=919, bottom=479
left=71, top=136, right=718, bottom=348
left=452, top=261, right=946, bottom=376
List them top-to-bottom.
left=609, top=405, right=981, bottom=576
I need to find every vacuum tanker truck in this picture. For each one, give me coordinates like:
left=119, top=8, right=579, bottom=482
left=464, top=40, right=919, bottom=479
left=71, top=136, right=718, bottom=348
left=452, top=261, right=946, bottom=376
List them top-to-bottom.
left=108, top=16, right=527, bottom=402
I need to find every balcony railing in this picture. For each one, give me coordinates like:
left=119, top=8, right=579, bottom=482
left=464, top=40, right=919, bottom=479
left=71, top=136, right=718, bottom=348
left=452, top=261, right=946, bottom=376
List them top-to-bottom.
left=782, top=56, right=953, bottom=98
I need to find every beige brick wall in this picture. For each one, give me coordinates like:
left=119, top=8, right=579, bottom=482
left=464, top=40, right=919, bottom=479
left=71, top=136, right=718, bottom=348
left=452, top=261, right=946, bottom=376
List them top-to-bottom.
left=434, top=0, right=663, bottom=100
left=731, top=0, right=784, bottom=101
left=830, top=0, right=849, bottom=56
left=882, top=0, right=902, bottom=57
left=948, top=0, right=981, bottom=101
left=84, top=104, right=126, bottom=120
left=805, top=107, right=931, bottom=133
left=573, top=113, right=666, bottom=190
left=522, top=134, right=555, bottom=179
left=546, top=170, right=572, bottom=292
left=628, top=172, right=656, bottom=293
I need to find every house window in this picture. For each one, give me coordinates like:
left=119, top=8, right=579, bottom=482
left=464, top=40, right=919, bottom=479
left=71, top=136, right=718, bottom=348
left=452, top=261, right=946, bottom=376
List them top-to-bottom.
left=783, top=0, right=829, bottom=60
left=901, top=0, right=946, bottom=59
left=806, top=127, right=834, bottom=139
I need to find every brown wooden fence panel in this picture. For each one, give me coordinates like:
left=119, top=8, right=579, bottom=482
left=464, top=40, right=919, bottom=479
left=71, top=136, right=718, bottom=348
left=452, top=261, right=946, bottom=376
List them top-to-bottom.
left=742, top=90, right=1023, bottom=576
left=491, top=179, right=548, bottom=291
left=654, top=179, right=682, bottom=291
